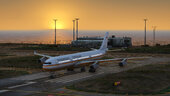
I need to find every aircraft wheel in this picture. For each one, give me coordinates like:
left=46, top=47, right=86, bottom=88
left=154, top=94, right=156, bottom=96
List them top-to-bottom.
left=119, top=63, right=124, bottom=67
left=80, top=67, right=86, bottom=72
left=67, top=68, right=74, bottom=71
left=89, top=68, right=96, bottom=73
left=49, top=72, right=55, bottom=79
left=49, top=75, right=55, bottom=79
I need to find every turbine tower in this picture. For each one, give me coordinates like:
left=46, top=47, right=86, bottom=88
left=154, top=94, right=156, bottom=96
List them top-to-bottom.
left=75, top=18, right=79, bottom=40
left=144, top=18, right=148, bottom=46
left=54, top=19, right=57, bottom=45
left=73, top=20, right=75, bottom=41
left=152, top=26, right=157, bottom=46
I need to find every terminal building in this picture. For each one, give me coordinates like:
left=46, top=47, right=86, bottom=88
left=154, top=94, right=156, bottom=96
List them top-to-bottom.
left=71, top=35, right=132, bottom=48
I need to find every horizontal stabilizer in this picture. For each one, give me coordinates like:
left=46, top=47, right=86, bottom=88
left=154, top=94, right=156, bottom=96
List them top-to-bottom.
left=34, top=51, right=52, bottom=58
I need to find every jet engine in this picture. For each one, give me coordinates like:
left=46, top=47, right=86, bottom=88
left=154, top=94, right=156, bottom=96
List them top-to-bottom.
left=38, top=57, right=48, bottom=63
left=119, top=58, right=127, bottom=67
left=89, top=61, right=99, bottom=73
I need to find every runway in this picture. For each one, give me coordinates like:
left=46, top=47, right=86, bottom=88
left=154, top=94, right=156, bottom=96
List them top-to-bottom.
left=0, top=57, right=169, bottom=96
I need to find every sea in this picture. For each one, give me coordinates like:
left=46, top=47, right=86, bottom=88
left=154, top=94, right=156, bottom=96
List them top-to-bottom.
left=0, top=30, right=170, bottom=46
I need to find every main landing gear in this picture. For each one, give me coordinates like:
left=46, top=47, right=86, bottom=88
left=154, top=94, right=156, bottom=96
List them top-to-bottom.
left=88, top=61, right=98, bottom=73
left=67, top=67, right=86, bottom=72
left=80, top=67, right=86, bottom=72
left=89, top=67, right=96, bottom=73
left=67, top=68, right=74, bottom=71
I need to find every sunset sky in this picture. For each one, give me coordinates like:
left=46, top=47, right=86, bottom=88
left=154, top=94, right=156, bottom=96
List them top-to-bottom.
left=0, top=0, right=169, bottom=30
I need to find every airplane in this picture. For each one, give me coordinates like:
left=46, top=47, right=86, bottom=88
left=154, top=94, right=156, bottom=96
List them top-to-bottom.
left=34, top=32, right=148, bottom=78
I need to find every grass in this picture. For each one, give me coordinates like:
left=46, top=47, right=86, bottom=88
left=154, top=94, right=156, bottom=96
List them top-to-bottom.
left=0, top=43, right=90, bottom=51
left=0, top=43, right=34, bottom=45
left=2, top=43, right=170, bottom=53
left=8, top=44, right=90, bottom=51
left=125, top=45, right=170, bottom=54
left=14, top=46, right=89, bottom=51
left=0, top=53, right=10, bottom=57
left=0, top=53, right=15, bottom=57
left=0, top=56, right=42, bottom=69
left=101, top=56, right=113, bottom=59
left=66, top=63, right=170, bottom=95
left=0, top=70, right=29, bottom=79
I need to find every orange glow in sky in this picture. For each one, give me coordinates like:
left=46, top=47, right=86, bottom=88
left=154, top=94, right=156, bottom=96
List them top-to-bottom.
left=0, top=0, right=170, bottom=30
left=48, top=20, right=64, bottom=29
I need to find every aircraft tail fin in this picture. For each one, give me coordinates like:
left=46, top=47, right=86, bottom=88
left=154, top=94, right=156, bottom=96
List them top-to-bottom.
left=99, top=32, right=109, bottom=51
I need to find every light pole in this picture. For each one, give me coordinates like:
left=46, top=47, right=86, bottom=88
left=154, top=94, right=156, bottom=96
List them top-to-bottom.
left=75, top=18, right=79, bottom=40
left=144, top=18, right=148, bottom=46
left=54, top=19, right=57, bottom=45
left=73, top=20, right=75, bottom=41
left=152, top=26, right=157, bottom=46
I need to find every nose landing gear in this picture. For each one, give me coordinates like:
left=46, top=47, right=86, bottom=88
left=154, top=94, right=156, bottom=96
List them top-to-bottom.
left=80, top=67, right=86, bottom=72
left=49, top=72, right=56, bottom=79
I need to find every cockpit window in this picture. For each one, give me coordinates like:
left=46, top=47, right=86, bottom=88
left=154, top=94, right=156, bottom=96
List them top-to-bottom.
left=44, top=62, right=51, bottom=64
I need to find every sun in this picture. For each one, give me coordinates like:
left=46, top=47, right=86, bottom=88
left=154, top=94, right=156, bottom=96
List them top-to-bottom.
left=49, top=21, right=64, bottom=29
left=54, top=22, right=64, bottom=29
left=55, top=24, right=64, bottom=29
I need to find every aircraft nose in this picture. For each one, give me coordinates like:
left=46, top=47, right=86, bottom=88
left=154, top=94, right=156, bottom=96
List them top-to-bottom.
left=42, top=63, right=60, bottom=71
left=42, top=64, right=51, bottom=71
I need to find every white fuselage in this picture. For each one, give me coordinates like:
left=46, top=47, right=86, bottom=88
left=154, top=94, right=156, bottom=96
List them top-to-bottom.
left=43, top=49, right=106, bottom=71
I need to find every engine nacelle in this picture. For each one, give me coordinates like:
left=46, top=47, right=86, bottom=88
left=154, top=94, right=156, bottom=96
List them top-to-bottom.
left=38, top=57, right=48, bottom=63
left=119, top=58, right=127, bottom=67
left=89, top=61, right=99, bottom=72
left=90, top=63, right=99, bottom=69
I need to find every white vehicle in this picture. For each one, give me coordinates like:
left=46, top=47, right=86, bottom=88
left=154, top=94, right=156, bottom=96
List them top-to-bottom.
left=34, top=32, right=143, bottom=78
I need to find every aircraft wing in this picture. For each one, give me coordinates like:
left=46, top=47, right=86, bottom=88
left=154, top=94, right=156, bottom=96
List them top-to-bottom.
left=107, top=48, right=125, bottom=52
left=34, top=51, right=52, bottom=58
left=97, top=57, right=151, bottom=63
left=98, top=58, right=123, bottom=63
